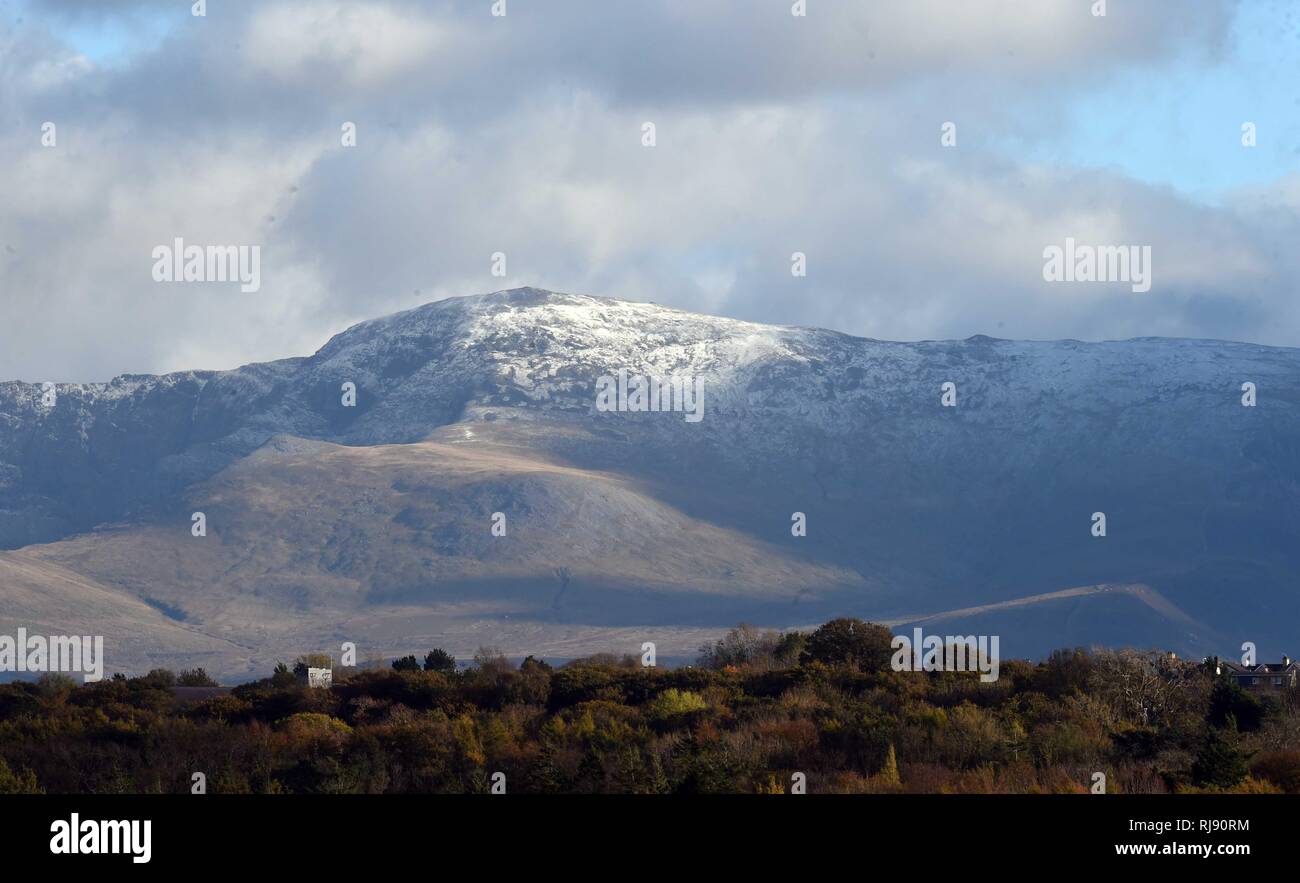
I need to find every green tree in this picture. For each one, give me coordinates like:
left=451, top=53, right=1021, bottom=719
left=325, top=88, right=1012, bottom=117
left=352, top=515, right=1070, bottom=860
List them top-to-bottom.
left=800, top=618, right=895, bottom=671
left=774, top=631, right=809, bottom=666
left=423, top=648, right=457, bottom=675
left=1035, top=648, right=1094, bottom=698
left=295, top=653, right=333, bottom=672
left=392, top=655, right=421, bottom=672
left=519, top=655, right=552, bottom=674
left=271, top=661, right=295, bottom=687
left=177, top=667, right=218, bottom=687
left=141, top=668, right=177, bottom=688
left=1208, top=677, right=1268, bottom=732
left=647, top=688, right=708, bottom=722
left=1191, top=728, right=1249, bottom=788
left=879, top=743, right=901, bottom=787
left=0, top=758, right=42, bottom=794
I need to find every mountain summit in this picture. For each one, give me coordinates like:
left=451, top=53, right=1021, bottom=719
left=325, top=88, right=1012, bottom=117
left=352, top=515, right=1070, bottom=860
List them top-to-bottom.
left=2, top=288, right=1298, bottom=676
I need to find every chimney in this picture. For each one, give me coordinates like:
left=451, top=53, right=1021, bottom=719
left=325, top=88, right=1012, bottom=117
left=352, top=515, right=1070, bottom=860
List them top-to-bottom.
left=1284, top=655, right=1291, bottom=668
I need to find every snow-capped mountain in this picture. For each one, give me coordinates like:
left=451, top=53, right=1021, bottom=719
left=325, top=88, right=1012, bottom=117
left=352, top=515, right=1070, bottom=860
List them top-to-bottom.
left=2, top=288, right=1298, bottom=676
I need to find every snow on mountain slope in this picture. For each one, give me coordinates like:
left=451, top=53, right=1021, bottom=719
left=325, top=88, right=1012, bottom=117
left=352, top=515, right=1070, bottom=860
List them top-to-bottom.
left=2, top=287, right=1299, bottom=673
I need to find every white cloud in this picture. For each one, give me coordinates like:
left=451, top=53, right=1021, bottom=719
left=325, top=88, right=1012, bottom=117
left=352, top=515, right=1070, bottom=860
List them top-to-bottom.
left=1, top=0, right=1288, bottom=386
left=241, top=2, right=447, bottom=88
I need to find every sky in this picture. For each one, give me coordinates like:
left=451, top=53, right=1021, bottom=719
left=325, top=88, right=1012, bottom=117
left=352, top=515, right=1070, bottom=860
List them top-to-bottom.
left=1, top=0, right=1299, bottom=382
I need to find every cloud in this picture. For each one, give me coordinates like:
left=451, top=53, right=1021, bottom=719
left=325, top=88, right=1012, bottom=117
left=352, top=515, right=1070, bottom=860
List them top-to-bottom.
left=4, top=0, right=1292, bottom=385
left=241, top=2, right=449, bottom=89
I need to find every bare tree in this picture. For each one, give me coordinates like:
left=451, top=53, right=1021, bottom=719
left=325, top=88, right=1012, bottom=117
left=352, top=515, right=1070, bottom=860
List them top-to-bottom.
left=698, top=623, right=784, bottom=670
left=1089, top=649, right=1204, bottom=727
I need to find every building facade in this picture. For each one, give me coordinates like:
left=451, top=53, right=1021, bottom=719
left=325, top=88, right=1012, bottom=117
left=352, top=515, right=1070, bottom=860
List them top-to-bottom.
left=1210, top=655, right=1298, bottom=690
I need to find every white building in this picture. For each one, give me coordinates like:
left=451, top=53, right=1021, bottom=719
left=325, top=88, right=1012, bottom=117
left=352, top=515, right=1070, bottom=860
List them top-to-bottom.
left=299, top=667, right=333, bottom=689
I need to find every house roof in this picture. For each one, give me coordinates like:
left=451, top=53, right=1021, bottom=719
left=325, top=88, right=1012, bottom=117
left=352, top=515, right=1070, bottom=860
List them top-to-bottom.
left=1219, top=660, right=1299, bottom=675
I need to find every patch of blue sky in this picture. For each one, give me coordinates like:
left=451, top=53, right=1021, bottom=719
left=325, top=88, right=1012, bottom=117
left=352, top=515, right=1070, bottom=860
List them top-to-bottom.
left=10, top=0, right=180, bottom=67
left=990, top=0, right=1300, bottom=203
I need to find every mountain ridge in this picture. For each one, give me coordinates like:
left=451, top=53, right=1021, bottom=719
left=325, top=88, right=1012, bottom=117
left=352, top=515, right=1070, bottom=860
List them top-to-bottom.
left=3, top=287, right=1299, bottom=676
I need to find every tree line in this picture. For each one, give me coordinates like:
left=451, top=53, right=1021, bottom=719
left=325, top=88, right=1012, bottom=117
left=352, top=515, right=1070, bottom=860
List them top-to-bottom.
left=0, top=618, right=1294, bottom=794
